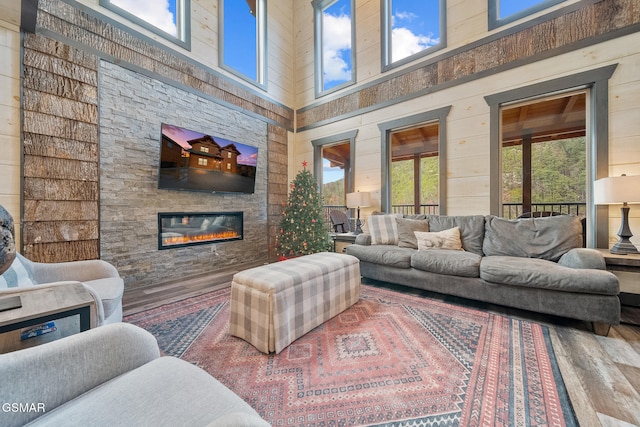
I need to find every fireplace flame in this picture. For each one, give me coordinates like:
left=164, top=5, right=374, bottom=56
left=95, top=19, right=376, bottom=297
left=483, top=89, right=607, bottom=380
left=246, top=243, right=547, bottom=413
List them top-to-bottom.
left=162, top=230, right=241, bottom=247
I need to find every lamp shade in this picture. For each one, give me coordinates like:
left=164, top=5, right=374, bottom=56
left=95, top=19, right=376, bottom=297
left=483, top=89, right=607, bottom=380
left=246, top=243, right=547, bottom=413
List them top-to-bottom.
left=593, top=175, right=640, bottom=204
left=346, top=191, right=371, bottom=208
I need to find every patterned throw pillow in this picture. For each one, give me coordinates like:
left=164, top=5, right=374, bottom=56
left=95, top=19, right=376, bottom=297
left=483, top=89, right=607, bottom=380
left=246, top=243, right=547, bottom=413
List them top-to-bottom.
left=367, top=214, right=402, bottom=245
left=414, top=227, right=463, bottom=251
left=0, top=257, right=36, bottom=289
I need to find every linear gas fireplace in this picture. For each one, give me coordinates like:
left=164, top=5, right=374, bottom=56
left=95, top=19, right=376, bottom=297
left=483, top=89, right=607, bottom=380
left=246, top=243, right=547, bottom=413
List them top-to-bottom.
left=158, top=211, right=243, bottom=250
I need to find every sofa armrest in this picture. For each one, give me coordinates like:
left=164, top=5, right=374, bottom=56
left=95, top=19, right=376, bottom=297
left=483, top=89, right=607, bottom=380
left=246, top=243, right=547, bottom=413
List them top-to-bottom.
left=354, top=233, right=372, bottom=246
left=557, top=248, right=607, bottom=270
left=17, top=254, right=120, bottom=285
left=0, top=323, right=159, bottom=427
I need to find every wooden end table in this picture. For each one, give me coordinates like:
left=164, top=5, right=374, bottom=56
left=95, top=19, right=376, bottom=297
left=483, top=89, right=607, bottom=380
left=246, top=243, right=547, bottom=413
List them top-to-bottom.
left=595, top=248, right=640, bottom=307
left=0, top=282, right=96, bottom=353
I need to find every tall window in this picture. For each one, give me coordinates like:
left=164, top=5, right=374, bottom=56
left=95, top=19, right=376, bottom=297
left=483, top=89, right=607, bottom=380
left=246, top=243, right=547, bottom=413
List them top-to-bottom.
left=100, top=0, right=190, bottom=49
left=219, top=0, right=267, bottom=87
left=313, top=0, right=356, bottom=97
left=381, top=0, right=445, bottom=71
left=489, top=0, right=565, bottom=29
left=500, top=92, right=587, bottom=219
left=379, top=107, right=450, bottom=215
left=390, top=122, right=440, bottom=215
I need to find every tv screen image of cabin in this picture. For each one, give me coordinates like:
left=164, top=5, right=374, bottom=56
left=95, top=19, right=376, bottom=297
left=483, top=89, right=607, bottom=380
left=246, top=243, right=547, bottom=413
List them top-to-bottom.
left=159, top=123, right=258, bottom=194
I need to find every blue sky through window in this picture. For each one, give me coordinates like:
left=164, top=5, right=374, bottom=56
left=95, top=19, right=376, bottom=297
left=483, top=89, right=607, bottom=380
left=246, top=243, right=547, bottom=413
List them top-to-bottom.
left=110, top=0, right=178, bottom=36
left=222, top=0, right=258, bottom=81
left=322, top=0, right=352, bottom=91
left=390, top=0, right=440, bottom=63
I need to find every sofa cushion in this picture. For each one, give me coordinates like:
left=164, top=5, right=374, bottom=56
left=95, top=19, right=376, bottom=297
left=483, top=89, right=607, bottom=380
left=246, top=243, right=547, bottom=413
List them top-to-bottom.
left=367, top=214, right=402, bottom=245
left=423, top=215, right=486, bottom=256
left=483, top=215, right=583, bottom=261
left=395, top=217, right=430, bottom=248
left=415, top=227, right=463, bottom=251
left=344, top=244, right=414, bottom=269
left=411, top=249, right=481, bottom=277
left=480, top=256, right=619, bottom=295
left=0, top=257, right=36, bottom=289
left=27, top=356, right=269, bottom=427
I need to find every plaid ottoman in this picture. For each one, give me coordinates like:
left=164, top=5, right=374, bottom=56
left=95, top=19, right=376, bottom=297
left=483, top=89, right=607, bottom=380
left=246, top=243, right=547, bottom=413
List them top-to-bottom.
left=229, top=252, right=361, bottom=354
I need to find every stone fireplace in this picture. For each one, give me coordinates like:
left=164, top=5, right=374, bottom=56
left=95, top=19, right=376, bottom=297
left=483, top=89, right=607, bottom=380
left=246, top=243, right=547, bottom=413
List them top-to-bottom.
left=158, top=212, right=243, bottom=250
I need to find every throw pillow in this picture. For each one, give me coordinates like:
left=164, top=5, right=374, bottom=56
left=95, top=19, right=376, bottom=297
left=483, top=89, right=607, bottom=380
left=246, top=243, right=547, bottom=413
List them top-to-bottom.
left=368, top=214, right=402, bottom=245
left=395, top=217, right=430, bottom=249
left=415, top=227, right=463, bottom=251
left=0, top=257, right=36, bottom=289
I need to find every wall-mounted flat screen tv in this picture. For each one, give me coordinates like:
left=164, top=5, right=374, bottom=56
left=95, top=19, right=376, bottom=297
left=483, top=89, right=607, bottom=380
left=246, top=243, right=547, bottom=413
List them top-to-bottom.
left=158, top=123, right=258, bottom=194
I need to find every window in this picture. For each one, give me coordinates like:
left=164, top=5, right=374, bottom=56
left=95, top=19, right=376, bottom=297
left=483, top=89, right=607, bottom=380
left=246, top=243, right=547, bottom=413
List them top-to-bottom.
left=100, top=0, right=190, bottom=49
left=219, top=0, right=267, bottom=88
left=313, top=0, right=356, bottom=97
left=381, top=0, right=445, bottom=71
left=488, top=0, right=565, bottom=29
left=485, top=65, right=618, bottom=247
left=500, top=92, right=587, bottom=220
left=378, top=107, right=451, bottom=214
left=312, top=131, right=358, bottom=227
left=201, top=147, right=209, bottom=153
left=198, top=158, right=207, bottom=166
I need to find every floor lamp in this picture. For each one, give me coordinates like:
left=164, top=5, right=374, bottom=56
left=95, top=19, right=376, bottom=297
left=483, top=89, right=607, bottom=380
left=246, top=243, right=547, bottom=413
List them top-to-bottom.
left=593, top=174, right=640, bottom=254
left=346, top=191, right=371, bottom=235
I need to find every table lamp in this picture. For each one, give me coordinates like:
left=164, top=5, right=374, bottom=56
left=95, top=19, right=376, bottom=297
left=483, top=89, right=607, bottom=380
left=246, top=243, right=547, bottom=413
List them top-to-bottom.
left=593, top=174, right=640, bottom=254
left=346, top=191, right=371, bottom=235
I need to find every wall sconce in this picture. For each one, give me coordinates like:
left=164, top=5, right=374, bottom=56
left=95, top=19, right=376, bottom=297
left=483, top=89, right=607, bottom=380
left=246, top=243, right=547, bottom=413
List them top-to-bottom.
left=593, top=174, right=640, bottom=254
left=346, top=191, right=371, bottom=235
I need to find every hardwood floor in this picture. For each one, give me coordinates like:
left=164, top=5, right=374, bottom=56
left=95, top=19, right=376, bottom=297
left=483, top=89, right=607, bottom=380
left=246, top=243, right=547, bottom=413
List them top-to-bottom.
left=122, top=268, right=640, bottom=427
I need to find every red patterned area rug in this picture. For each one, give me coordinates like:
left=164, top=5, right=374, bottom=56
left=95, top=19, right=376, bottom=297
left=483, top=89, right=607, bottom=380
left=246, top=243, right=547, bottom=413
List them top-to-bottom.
left=125, top=285, right=577, bottom=426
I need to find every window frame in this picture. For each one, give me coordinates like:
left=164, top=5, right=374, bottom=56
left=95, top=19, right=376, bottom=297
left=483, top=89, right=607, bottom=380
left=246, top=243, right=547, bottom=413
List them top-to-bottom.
left=99, top=0, right=191, bottom=50
left=218, top=0, right=268, bottom=90
left=312, top=0, right=357, bottom=98
left=380, top=0, right=447, bottom=73
left=488, top=0, right=565, bottom=30
left=484, top=65, right=618, bottom=248
left=378, top=106, right=451, bottom=214
left=312, top=130, right=358, bottom=200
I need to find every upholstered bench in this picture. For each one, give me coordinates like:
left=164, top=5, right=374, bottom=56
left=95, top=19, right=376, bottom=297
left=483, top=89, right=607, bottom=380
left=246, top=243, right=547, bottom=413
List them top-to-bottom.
left=229, top=252, right=361, bottom=354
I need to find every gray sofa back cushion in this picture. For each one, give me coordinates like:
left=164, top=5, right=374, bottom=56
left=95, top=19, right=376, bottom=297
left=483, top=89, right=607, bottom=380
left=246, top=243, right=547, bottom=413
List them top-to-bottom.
left=424, top=215, right=486, bottom=256
left=483, top=215, right=583, bottom=261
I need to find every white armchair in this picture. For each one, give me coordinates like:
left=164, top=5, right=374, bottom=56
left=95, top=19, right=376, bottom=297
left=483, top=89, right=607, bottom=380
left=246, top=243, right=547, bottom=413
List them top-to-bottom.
left=1, top=254, right=124, bottom=326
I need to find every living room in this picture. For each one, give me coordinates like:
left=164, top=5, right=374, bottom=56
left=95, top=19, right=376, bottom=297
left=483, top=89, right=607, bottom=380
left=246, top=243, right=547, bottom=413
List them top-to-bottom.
left=0, top=0, right=639, bottom=425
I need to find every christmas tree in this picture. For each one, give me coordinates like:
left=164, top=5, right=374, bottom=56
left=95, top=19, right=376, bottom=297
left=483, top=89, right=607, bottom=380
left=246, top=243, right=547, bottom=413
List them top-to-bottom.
left=275, top=162, right=332, bottom=258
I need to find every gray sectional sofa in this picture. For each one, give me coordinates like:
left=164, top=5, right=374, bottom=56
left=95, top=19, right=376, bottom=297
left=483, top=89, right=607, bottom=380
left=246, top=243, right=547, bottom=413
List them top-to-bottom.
left=345, top=214, right=620, bottom=334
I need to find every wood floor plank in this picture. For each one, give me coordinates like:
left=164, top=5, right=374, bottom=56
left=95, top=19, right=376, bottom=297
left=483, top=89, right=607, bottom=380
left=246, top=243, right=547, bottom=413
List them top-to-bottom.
left=555, top=326, right=640, bottom=426
left=596, top=328, right=640, bottom=368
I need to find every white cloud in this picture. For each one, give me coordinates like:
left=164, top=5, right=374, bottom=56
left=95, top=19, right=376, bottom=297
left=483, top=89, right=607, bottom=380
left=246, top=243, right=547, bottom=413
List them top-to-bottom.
left=111, top=0, right=177, bottom=36
left=322, top=12, right=352, bottom=84
left=391, top=27, right=439, bottom=62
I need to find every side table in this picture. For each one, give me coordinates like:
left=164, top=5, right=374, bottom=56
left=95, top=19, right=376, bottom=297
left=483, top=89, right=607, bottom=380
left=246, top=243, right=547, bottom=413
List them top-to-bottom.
left=331, top=233, right=357, bottom=253
left=595, top=249, right=640, bottom=307
left=0, top=282, right=96, bottom=353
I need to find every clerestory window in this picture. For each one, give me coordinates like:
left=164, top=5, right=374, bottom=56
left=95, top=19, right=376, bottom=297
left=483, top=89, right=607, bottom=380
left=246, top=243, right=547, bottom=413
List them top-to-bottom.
left=100, top=0, right=191, bottom=49
left=219, top=0, right=267, bottom=88
left=312, top=0, right=356, bottom=97
left=381, top=0, right=446, bottom=72
left=488, top=0, right=566, bottom=30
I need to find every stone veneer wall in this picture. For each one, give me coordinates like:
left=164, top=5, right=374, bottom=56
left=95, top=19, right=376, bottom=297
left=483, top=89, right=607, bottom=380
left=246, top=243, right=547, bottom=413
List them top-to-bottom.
left=99, top=61, right=269, bottom=288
